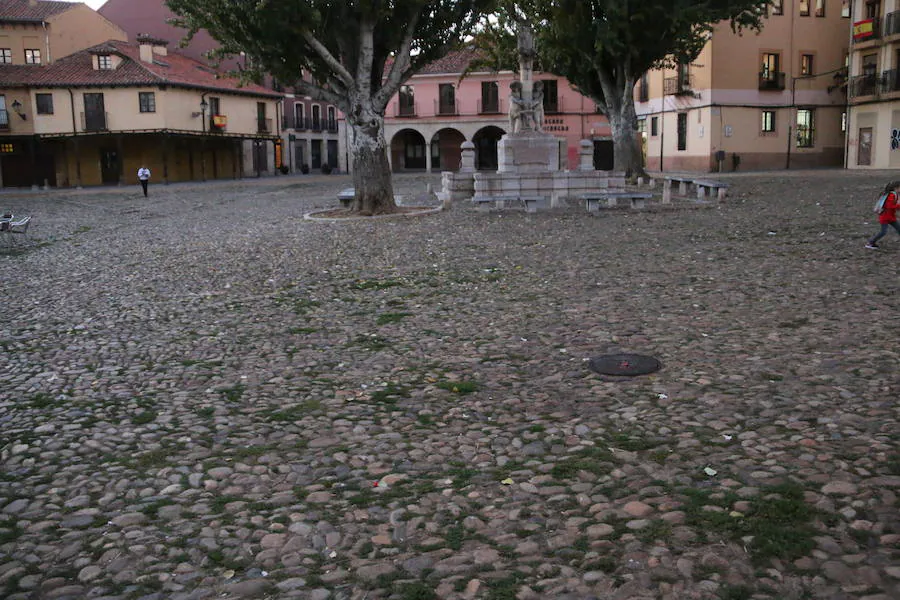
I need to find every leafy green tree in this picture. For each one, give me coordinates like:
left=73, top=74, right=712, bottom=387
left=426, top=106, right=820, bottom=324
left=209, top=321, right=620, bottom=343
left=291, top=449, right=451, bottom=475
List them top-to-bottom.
left=166, top=0, right=494, bottom=214
left=471, top=0, right=769, bottom=176
left=542, top=0, right=770, bottom=176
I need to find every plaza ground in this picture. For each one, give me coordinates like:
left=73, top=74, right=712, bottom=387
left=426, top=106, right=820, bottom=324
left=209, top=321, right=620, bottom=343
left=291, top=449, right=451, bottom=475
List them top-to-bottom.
left=0, top=170, right=898, bottom=600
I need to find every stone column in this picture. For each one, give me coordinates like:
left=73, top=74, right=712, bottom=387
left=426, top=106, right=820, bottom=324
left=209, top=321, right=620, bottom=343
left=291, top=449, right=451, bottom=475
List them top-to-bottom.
left=578, top=139, right=594, bottom=171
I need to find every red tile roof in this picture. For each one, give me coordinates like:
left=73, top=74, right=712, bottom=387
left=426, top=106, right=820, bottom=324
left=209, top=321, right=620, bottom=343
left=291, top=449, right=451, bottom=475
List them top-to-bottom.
left=0, top=0, right=74, bottom=22
left=0, top=40, right=282, bottom=98
left=414, top=47, right=484, bottom=75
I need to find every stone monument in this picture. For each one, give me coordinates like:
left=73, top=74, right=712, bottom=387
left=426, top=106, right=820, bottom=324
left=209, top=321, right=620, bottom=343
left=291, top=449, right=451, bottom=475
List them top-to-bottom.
left=438, top=23, right=625, bottom=208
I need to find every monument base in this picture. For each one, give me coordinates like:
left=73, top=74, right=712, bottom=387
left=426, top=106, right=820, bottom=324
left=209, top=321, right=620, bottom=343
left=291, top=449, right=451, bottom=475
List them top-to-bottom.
left=497, top=131, right=565, bottom=173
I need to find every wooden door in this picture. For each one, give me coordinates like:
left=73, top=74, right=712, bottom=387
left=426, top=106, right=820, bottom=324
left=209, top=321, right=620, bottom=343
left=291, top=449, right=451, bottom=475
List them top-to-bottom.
left=858, top=127, right=873, bottom=166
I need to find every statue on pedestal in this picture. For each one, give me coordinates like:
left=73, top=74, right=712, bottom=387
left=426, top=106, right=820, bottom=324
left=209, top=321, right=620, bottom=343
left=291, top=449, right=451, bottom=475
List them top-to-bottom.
left=507, top=23, right=544, bottom=134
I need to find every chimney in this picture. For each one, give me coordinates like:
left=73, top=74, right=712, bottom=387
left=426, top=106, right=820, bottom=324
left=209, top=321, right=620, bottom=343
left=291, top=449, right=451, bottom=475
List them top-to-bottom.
left=136, top=34, right=168, bottom=63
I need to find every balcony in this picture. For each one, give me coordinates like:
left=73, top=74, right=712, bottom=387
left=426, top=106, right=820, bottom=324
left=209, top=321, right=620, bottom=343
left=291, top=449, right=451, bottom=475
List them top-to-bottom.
left=885, top=11, right=900, bottom=37
left=853, top=17, right=881, bottom=44
left=882, top=69, right=900, bottom=93
left=758, top=71, right=786, bottom=91
left=850, top=73, right=880, bottom=97
left=663, top=75, right=694, bottom=96
left=637, top=83, right=649, bottom=103
left=478, top=98, right=502, bottom=114
left=435, top=99, right=458, bottom=116
left=396, top=102, right=417, bottom=117
left=0, top=109, right=8, bottom=130
left=81, top=111, right=108, bottom=132
left=209, top=114, right=227, bottom=132
left=257, top=118, right=273, bottom=134
left=325, top=118, right=338, bottom=133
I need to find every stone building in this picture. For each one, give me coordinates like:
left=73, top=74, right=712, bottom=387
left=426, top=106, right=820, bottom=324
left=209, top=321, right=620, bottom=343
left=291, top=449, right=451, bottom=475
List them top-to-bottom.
left=636, top=0, right=851, bottom=172
left=845, top=0, right=900, bottom=168
left=0, top=35, right=281, bottom=188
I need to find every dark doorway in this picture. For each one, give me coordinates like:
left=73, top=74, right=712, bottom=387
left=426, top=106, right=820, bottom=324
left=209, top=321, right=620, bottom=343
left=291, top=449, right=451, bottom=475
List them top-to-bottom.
left=473, top=126, right=505, bottom=170
left=858, top=127, right=873, bottom=166
left=327, top=139, right=338, bottom=169
left=311, top=140, right=322, bottom=169
left=593, top=140, right=614, bottom=170
left=252, top=141, right=268, bottom=174
left=100, top=148, right=120, bottom=184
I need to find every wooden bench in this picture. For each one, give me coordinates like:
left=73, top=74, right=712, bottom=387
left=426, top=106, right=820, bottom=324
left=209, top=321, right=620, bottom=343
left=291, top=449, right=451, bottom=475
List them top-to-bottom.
left=693, top=179, right=729, bottom=200
left=338, top=188, right=355, bottom=208
left=581, top=192, right=653, bottom=212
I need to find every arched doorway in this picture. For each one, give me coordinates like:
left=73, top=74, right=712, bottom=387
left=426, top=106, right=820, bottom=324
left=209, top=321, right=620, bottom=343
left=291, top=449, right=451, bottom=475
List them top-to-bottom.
left=472, top=126, right=505, bottom=170
left=430, top=128, right=466, bottom=171
left=390, top=129, right=428, bottom=172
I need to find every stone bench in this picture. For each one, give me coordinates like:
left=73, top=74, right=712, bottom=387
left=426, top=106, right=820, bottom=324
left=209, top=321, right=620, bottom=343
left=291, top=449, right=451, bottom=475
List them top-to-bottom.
left=662, top=176, right=695, bottom=203
left=693, top=179, right=729, bottom=200
left=338, top=188, right=355, bottom=208
left=581, top=192, right=653, bottom=212
left=473, top=195, right=546, bottom=213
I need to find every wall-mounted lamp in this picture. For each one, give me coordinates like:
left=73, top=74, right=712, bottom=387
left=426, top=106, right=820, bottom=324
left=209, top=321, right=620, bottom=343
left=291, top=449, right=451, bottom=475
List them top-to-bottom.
left=200, top=97, right=209, bottom=133
left=10, top=100, right=26, bottom=121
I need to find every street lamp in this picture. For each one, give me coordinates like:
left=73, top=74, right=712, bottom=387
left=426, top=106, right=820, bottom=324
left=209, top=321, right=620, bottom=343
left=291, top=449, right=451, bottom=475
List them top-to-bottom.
left=200, top=97, right=209, bottom=132
left=10, top=100, right=26, bottom=120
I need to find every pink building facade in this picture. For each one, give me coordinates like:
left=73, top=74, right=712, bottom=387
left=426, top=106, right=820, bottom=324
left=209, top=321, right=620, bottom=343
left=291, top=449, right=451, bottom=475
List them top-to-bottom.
left=376, top=50, right=613, bottom=174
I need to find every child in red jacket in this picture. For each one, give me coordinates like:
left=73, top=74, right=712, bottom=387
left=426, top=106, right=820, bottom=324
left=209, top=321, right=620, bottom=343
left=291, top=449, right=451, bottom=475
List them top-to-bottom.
left=866, top=181, right=900, bottom=250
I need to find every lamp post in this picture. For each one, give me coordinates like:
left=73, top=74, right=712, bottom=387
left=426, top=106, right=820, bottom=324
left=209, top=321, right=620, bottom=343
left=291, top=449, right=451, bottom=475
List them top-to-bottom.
left=200, top=97, right=209, bottom=133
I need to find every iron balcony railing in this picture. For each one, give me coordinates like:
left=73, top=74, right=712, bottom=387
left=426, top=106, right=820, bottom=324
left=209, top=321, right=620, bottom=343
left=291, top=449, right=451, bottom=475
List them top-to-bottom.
left=885, top=11, right=900, bottom=36
left=853, top=16, right=882, bottom=42
left=881, top=69, right=900, bottom=93
left=759, top=71, right=786, bottom=91
left=850, top=73, right=880, bottom=97
left=663, top=75, right=694, bottom=95
left=638, top=82, right=650, bottom=102
left=478, top=98, right=502, bottom=114
left=435, top=99, right=458, bottom=115
left=396, top=101, right=417, bottom=117
left=0, top=109, right=8, bottom=130
left=81, top=111, right=108, bottom=132
left=282, top=116, right=338, bottom=133
left=257, top=118, right=273, bottom=134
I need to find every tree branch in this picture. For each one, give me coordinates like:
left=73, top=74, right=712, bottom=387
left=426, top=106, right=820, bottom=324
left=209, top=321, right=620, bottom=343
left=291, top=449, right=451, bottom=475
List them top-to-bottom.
left=372, top=13, right=420, bottom=109
left=300, top=28, right=354, bottom=87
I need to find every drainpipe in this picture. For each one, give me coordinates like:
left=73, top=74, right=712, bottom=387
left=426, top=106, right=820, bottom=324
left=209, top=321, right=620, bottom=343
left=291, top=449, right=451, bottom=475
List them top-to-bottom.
left=43, top=22, right=50, bottom=64
left=659, top=71, right=665, bottom=172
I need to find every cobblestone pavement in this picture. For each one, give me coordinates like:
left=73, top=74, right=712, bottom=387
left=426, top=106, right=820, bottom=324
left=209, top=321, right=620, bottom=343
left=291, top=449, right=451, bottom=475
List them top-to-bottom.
left=1, top=170, right=899, bottom=600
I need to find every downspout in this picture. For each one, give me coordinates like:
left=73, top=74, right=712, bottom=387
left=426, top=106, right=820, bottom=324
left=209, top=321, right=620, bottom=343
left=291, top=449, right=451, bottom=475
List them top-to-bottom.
left=844, top=0, right=855, bottom=168
left=43, top=22, right=50, bottom=64
left=659, top=71, right=665, bottom=172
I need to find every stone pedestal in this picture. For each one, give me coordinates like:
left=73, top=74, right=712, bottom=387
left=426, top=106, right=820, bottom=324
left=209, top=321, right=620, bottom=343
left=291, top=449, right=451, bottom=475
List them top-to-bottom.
left=498, top=131, right=562, bottom=173
left=578, top=140, right=594, bottom=171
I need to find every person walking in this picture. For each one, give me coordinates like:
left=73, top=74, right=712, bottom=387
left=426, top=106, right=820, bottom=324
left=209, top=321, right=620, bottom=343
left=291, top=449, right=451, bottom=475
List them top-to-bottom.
left=137, top=165, right=151, bottom=197
left=866, top=180, right=900, bottom=250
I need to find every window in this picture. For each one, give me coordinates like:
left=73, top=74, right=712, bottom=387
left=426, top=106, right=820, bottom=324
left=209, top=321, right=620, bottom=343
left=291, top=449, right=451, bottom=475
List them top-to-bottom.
left=772, top=0, right=784, bottom=15
left=800, top=0, right=810, bottom=15
left=815, top=0, right=825, bottom=17
left=841, top=0, right=850, bottom=17
left=865, top=1, right=880, bottom=19
left=0, top=49, right=11, bottom=64
left=24, top=49, right=40, bottom=64
left=98, top=54, right=112, bottom=70
left=801, top=54, right=814, bottom=76
left=638, top=72, right=649, bottom=102
left=542, top=79, right=559, bottom=113
left=481, top=81, right=499, bottom=113
left=438, top=83, right=456, bottom=115
left=398, top=85, right=415, bottom=116
left=135, top=91, right=154, bottom=113
left=35, top=93, right=53, bottom=114
left=0, top=95, right=8, bottom=129
left=294, top=102, right=305, bottom=128
left=311, top=104, right=321, bottom=129
left=327, top=105, right=336, bottom=131
left=797, top=109, right=815, bottom=147
left=761, top=110, right=776, bottom=132
left=677, top=112, right=688, bottom=151
left=650, top=116, right=658, bottom=136
left=0, top=143, right=13, bottom=153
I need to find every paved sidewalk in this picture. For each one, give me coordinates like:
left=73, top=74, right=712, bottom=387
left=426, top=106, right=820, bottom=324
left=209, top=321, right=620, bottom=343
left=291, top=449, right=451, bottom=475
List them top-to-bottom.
left=0, top=171, right=898, bottom=600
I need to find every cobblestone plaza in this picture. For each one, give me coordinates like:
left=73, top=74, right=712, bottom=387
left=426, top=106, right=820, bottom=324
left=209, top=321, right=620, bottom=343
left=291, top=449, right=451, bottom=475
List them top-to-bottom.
left=1, top=171, right=898, bottom=599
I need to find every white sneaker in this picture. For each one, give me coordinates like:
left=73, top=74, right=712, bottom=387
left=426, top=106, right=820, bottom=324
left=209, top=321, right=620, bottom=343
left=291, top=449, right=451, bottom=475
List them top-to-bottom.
left=865, top=243, right=879, bottom=250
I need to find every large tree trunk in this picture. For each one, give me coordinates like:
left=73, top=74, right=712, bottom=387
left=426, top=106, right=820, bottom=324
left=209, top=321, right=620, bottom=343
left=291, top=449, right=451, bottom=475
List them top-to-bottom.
left=609, top=98, right=647, bottom=180
left=347, top=109, right=396, bottom=215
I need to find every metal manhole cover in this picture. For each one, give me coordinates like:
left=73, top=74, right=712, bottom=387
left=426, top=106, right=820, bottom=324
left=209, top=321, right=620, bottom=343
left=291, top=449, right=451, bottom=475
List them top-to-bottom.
left=588, top=354, right=662, bottom=376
